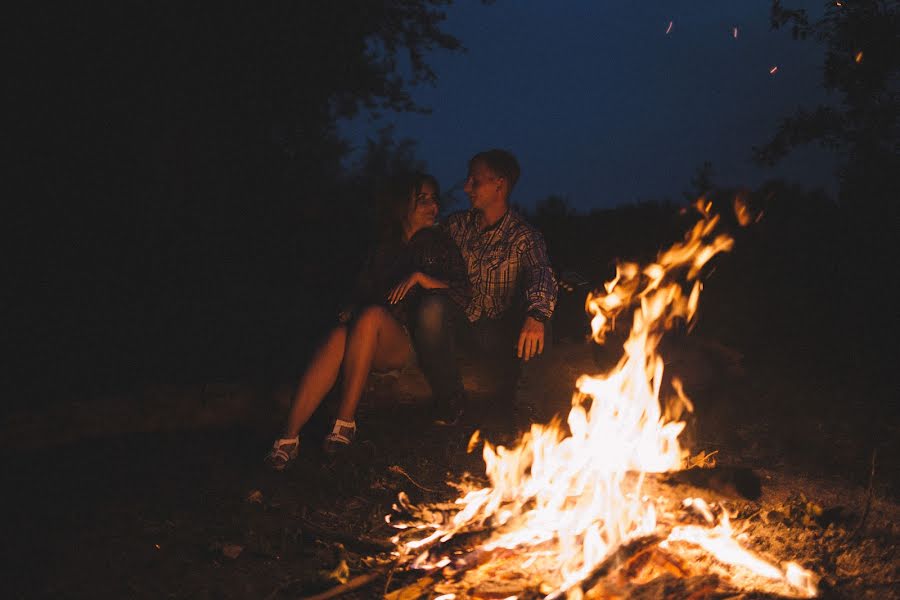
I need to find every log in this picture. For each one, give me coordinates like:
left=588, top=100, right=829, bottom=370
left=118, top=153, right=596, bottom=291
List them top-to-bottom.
left=662, top=466, right=762, bottom=500
left=299, top=517, right=394, bottom=553
left=545, top=534, right=664, bottom=600
left=299, top=564, right=393, bottom=600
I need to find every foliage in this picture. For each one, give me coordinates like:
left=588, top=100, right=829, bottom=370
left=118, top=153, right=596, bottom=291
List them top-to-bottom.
left=758, top=1, right=900, bottom=207
left=12, top=2, right=463, bottom=397
left=684, top=161, right=716, bottom=202
left=534, top=194, right=577, bottom=219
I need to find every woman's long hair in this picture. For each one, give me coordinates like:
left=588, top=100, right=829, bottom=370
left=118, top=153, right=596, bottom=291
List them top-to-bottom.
left=374, top=172, right=440, bottom=242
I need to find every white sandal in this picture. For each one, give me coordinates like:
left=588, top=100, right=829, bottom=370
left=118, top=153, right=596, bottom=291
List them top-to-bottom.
left=323, top=419, right=356, bottom=454
left=265, top=436, right=299, bottom=471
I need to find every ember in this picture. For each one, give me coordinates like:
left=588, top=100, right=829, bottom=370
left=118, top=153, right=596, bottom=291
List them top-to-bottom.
left=389, top=200, right=818, bottom=598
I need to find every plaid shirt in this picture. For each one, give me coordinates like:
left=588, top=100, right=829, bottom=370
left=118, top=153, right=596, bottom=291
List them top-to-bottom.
left=442, top=209, right=557, bottom=322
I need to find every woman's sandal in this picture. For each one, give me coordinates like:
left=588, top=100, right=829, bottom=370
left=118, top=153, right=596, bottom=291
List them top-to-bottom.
left=322, top=419, right=356, bottom=455
left=265, top=436, right=300, bottom=471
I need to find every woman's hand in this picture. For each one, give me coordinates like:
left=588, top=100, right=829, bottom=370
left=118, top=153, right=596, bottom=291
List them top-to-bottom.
left=388, top=272, right=422, bottom=304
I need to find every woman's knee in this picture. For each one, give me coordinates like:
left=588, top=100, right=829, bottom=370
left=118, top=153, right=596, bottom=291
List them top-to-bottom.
left=353, top=305, right=390, bottom=333
left=328, top=323, right=348, bottom=338
left=325, top=324, right=348, bottom=347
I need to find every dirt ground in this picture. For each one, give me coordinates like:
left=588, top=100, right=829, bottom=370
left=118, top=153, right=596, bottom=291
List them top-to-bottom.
left=2, top=338, right=897, bottom=599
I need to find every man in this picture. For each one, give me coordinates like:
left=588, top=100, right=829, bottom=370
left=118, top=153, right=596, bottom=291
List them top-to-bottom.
left=413, top=149, right=557, bottom=426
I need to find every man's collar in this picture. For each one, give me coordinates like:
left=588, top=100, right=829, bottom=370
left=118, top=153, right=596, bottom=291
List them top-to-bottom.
left=474, top=208, right=511, bottom=232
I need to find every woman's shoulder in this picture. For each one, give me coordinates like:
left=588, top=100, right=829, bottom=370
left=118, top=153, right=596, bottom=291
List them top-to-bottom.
left=410, top=225, right=454, bottom=247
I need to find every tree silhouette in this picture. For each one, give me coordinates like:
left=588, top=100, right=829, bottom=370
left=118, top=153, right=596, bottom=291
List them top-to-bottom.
left=758, top=1, right=899, bottom=208
left=12, top=2, right=465, bottom=395
left=755, top=2, right=897, bottom=384
left=683, top=161, right=716, bottom=201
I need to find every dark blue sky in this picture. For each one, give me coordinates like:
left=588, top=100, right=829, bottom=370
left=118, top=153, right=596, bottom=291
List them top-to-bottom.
left=341, top=0, right=837, bottom=212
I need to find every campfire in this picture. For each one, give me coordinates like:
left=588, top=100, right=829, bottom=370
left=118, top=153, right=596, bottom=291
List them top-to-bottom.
left=387, top=200, right=819, bottom=598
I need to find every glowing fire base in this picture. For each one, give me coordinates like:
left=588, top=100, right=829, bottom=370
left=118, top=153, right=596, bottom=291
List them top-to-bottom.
left=390, top=201, right=818, bottom=599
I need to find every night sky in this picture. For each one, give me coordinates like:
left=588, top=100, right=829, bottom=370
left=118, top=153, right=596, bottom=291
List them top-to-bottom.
left=12, top=0, right=889, bottom=400
left=342, top=0, right=837, bottom=212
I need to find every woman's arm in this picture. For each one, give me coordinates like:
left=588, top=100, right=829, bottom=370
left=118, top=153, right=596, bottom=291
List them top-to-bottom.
left=387, top=228, right=471, bottom=306
left=387, top=271, right=442, bottom=304
left=415, top=272, right=449, bottom=289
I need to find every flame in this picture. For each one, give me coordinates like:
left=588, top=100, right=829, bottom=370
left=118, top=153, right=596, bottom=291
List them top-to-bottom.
left=855, top=50, right=864, bottom=63
left=734, top=193, right=753, bottom=226
left=395, top=202, right=817, bottom=597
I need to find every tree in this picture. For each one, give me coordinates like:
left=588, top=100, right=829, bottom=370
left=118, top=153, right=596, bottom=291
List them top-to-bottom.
left=757, top=1, right=900, bottom=209
left=758, top=1, right=897, bottom=380
left=11, top=2, right=465, bottom=393
left=351, top=126, right=427, bottom=186
left=683, top=161, right=716, bottom=202
left=535, top=195, right=576, bottom=219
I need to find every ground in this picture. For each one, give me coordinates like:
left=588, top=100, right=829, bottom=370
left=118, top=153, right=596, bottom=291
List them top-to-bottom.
left=2, top=338, right=897, bottom=599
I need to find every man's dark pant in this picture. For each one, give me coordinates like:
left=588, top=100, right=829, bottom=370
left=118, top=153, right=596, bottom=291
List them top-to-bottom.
left=411, top=293, right=550, bottom=418
left=411, top=293, right=467, bottom=410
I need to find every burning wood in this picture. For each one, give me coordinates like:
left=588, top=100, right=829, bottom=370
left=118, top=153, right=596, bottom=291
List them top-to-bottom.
left=387, top=200, right=819, bottom=598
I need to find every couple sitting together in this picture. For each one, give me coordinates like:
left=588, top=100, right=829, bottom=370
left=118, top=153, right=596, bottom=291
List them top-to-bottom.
left=266, top=149, right=558, bottom=470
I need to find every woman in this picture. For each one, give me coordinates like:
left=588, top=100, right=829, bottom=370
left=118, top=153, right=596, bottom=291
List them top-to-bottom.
left=266, top=172, right=470, bottom=470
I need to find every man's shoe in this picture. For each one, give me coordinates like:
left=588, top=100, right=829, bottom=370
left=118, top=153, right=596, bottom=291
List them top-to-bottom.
left=433, top=391, right=465, bottom=426
left=512, top=401, right=538, bottom=429
left=433, top=404, right=463, bottom=427
left=322, top=419, right=357, bottom=454
left=265, top=436, right=300, bottom=471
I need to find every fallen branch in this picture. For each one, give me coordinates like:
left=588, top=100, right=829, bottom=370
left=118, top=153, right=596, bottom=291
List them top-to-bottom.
left=850, top=448, right=877, bottom=540
left=388, top=465, right=444, bottom=493
left=663, top=466, right=761, bottom=500
left=300, top=517, right=394, bottom=553
left=545, top=534, right=664, bottom=600
left=299, top=563, right=394, bottom=600
left=384, top=575, right=435, bottom=599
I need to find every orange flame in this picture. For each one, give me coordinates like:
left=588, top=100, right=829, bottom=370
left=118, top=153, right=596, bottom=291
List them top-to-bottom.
left=733, top=193, right=753, bottom=226
left=395, top=202, right=817, bottom=597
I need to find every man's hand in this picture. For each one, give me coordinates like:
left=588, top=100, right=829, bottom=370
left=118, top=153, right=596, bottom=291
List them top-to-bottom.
left=388, top=272, right=422, bottom=304
left=517, top=316, right=545, bottom=361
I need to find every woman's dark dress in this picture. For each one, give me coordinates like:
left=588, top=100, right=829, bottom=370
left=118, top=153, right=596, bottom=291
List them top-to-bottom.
left=348, top=226, right=470, bottom=327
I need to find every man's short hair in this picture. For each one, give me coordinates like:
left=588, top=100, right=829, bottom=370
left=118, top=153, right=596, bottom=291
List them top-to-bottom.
left=470, top=149, right=520, bottom=191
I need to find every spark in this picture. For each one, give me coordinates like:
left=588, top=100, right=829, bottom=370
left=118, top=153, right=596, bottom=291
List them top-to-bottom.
left=666, top=21, right=674, bottom=35
left=733, top=26, right=739, bottom=39
left=855, top=51, right=863, bottom=63
left=769, top=65, right=779, bottom=75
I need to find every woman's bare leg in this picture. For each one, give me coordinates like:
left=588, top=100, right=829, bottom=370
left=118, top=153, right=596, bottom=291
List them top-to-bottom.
left=336, top=306, right=410, bottom=421
left=283, top=325, right=348, bottom=437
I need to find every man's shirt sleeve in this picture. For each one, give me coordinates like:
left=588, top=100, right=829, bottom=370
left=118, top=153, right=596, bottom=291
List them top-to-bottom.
left=518, top=230, right=557, bottom=321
